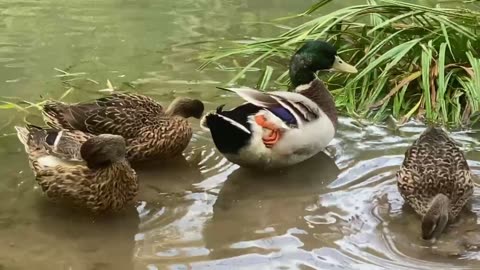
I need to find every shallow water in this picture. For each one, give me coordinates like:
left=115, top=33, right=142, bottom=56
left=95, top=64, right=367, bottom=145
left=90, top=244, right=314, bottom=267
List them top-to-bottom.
left=1, top=0, right=480, bottom=269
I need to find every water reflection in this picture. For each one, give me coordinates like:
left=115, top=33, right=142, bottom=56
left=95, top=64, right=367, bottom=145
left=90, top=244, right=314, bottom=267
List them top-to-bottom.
left=205, top=152, right=340, bottom=255
left=135, top=153, right=205, bottom=233
left=1, top=197, right=139, bottom=270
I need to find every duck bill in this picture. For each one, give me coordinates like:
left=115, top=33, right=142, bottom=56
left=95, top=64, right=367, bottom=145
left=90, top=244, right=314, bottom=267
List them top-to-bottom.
left=331, top=56, right=358, bottom=73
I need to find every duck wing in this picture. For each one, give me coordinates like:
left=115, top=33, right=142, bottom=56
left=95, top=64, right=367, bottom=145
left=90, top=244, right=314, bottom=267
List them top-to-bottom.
left=217, top=84, right=322, bottom=128
left=43, top=93, right=164, bottom=137
left=15, top=125, right=92, bottom=161
left=409, top=127, right=469, bottom=171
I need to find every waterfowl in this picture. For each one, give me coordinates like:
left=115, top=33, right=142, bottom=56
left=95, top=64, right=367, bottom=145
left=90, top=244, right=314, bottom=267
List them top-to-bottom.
left=201, top=40, right=357, bottom=168
left=42, top=94, right=204, bottom=162
left=15, top=125, right=138, bottom=212
left=397, top=127, right=474, bottom=240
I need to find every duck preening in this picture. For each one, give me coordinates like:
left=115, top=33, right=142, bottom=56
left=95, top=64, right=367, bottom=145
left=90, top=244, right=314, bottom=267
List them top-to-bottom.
left=201, top=40, right=357, bottom=168
left=42, top=93, right=204, bottom=163
left=15, top=125, right=138, bottom=212
left=397, top=127, right=474, bottom=240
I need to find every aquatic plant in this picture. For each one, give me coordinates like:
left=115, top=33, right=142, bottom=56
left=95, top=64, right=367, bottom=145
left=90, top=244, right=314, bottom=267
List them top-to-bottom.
left=200, top=0, right=480, bottom=127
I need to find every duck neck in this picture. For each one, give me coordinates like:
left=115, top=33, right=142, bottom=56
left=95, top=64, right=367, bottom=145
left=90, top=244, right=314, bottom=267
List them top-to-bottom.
left=290, top=53, right=337, bottom=128
left=289, top=54, right=318, bottom=88
left=290, top=67, right=316, bottom=88
left=297, top=80, right=338, bottom=129
left=165, top=106, right=183, bottom=117
left=423, top=194, right=450, bottom=239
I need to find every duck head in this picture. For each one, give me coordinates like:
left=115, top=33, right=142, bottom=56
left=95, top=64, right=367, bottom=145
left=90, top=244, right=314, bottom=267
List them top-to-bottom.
left=289, top=40, right=357, bottom=86
left=166, top=97, right=205, bottom=119
left=80, top=134, right=127, bottom=169
left=422, top=193, right=450, bottom=240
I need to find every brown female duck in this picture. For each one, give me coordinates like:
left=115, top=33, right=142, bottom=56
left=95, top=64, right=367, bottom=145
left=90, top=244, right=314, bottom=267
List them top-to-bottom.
left=42, top=93, right=204, bottom=162
left=15, top=125, right=138, bottom=212
left=397, top=127, right=474, bottom=240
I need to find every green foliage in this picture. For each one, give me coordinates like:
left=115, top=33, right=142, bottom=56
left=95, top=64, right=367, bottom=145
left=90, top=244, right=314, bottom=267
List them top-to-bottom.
left=200, top=0, right=480, bottom=127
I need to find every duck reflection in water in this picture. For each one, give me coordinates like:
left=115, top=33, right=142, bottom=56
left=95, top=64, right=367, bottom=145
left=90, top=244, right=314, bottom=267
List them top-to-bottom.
left=203, top=152, right=340, bottom=258
left=134, top=153, right=205, bottom=230
left=28, top=201, right=140, bottom=270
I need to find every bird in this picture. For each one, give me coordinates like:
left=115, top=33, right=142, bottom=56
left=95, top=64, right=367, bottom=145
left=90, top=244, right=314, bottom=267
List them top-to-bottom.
left=201, top=40, right=357, bottom=168
left=42, top=93, right=204, bottom=163
left=15, top=125, right=138, bottom=212
left=397, top=126, right=474, bottom=240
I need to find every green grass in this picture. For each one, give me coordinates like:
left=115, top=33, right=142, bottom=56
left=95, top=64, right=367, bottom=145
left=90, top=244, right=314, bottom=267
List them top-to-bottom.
left=200, top=0, right=480, bottom=127
left=0, top=68, right=120, bottom=116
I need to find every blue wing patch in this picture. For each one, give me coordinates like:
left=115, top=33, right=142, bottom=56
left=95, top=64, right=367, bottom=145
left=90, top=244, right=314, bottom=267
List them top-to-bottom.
left=267, top=107, right=297, bottom=126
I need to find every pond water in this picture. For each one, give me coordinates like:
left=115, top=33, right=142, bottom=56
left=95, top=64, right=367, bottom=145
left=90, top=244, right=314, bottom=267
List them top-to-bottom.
left=1, top=0, right=480, bottom=269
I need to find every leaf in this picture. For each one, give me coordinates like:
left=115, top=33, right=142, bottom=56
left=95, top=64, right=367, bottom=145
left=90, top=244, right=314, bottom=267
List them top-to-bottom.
left=199, top=0, right=480, bottom=127
left=349, top=38, right=422, bottom=85
left=421, top=41, right=433, bottom=120
left=437, top=42, right=448, bottom=121
left=228, top=50, right=273, bottom=85
left=256, top=66, right=274, bottom=91
left=370, top=71, right=421, bottom=109
left=59, top=87, right=74, bottom=101
left=0, top=101, right=27, bottom=112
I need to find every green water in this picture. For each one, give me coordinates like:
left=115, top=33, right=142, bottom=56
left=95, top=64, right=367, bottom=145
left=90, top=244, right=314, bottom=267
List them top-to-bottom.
left=1, top=0, right=480, bottom=269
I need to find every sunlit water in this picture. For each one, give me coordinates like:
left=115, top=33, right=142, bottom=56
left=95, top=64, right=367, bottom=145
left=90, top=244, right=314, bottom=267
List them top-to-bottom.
left=1, top=0, right=480, bottom=269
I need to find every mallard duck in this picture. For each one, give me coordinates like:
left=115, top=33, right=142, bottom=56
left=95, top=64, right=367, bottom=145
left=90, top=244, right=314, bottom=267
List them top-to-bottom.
left=201, top=40, right=357, bottom=168
left=42, top=93, right=204, bottom=162
left=15, top=125, right=138, bottom=212
left=397, top=127, right=474, bottom=240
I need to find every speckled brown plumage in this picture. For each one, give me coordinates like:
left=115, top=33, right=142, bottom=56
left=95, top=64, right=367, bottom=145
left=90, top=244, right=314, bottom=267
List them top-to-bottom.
left=42, top=93, right=203, bottom=162
left=16, top=125, right=138, bottom=213
left=397, top=127, right=473, bottom=220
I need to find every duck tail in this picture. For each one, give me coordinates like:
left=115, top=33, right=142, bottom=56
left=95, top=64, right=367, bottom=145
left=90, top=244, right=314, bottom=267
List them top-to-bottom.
left=42, top=101, right=71, bottom=129
left=200, top=105, right=226, bottom=131
left=201, top=105, right=252, bottom=134
left=199, top=113, right=211, bottom=131
left=14, top=125, right=45, bottom=152
left=15, top=126, right=30, bottom=148
left=419, top=126, right=454, bottom=145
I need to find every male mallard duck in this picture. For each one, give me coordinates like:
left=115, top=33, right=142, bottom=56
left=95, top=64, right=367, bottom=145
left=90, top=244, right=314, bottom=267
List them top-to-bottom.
left=201, top=40, right=357, bottom=168
left=42, top=93, right=204, bottom=162
left=15, top=125, right=138, bottom=212
left=397, top=127, right=474, bottom=240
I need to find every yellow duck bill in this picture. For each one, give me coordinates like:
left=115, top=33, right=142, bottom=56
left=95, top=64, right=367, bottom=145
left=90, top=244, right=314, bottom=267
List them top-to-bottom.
left=331, top=56, right=358, bottom=73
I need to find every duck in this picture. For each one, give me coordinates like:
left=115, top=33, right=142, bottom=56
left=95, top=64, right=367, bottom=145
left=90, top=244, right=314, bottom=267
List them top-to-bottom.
left=200, top=40, right=358, bottom=168
left=42, top=93, right=204, bottom=163
left=15, top=125, right=138, bottom=212
left=397, top=126, right=474, bottom=240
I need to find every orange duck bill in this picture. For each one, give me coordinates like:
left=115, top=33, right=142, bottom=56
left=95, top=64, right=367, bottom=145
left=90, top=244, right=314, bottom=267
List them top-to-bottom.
left=254, top=114, right=281, bottom=148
